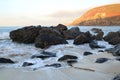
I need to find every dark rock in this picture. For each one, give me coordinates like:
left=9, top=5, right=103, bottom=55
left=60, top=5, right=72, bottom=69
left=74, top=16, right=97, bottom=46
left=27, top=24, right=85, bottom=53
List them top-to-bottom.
left=54, top=24, right=67, bottom=32
left=10, top=26, right=41, bottom=44
left=63, top=27, right=80, bottom=39
left=35, top=28, right=68, bottom=48
left=91, top=28, right=104, bottom=40
left=73, top=31, right=93, bottom=45
left=103, top=31, right=120, bottom=45
left=74, top=34, right=88, bottom=45
left=109, top=37, right=120, bottom=45
left=89, top=40, right=105, bottom=49
left=106, top=44, right=120, bottom=56
left=98, top=50, right=104, bottom=52
left=31, top=51, right=56, bottom=59
left=83, top=52, right=93, bottom=56
left=58, top=55, right=78, bottom=61
left=115, top=57, right=120, bottom=61
left=0, top=58, right=14, bottom=63
left=95, top=58, right=109, bottom=63
left=67, top=60, right=78, bottom=66
left=22, top=62, right=34, bottom=67
left=45, top=63, right=61, bottom=68
left=113, top=73, right=120, bottom=80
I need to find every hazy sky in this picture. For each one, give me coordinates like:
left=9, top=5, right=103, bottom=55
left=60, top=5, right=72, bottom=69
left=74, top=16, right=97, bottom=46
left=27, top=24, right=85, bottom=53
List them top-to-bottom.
left=0, top=0, right=119, bottom=26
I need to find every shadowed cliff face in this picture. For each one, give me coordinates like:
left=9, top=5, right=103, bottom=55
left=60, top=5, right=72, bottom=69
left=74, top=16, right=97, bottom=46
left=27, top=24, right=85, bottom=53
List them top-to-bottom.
left=70, top=4, right=120, bottom=26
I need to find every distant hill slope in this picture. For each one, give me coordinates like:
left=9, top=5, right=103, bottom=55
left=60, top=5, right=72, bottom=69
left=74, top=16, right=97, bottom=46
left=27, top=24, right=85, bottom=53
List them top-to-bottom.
left=70, top=4, right=120, bottom=26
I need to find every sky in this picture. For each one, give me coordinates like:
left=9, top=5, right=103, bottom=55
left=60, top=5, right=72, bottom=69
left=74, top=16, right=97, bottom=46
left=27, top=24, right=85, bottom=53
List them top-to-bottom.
left=0, top=0, right=120, bottom=26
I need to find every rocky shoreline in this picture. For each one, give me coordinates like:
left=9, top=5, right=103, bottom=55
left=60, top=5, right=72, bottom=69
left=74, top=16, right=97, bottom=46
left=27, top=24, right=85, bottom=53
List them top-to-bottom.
left=0, top=24, right=120, bottom=80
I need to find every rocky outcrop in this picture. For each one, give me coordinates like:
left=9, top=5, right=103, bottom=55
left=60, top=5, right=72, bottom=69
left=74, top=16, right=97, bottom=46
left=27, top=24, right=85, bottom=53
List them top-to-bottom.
left=10, top=24, right=68, bottom=49
left=10, top=25, right=41, bottom=44
left=35, top=27, right=68, bottom=48
left=63, top=27, right=81, bottom=39
left=103, top=31, right=120, bottom=45
left=113, top=73, right=120, bottom=80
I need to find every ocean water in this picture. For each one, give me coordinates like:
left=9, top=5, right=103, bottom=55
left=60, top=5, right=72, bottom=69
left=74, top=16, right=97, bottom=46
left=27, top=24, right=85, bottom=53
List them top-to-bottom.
left=0, top=26, right=120, bottom=70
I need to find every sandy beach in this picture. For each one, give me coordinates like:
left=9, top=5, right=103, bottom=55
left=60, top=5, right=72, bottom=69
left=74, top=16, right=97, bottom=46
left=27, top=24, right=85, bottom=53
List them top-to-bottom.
left=0, top=51, right=119, bottom=80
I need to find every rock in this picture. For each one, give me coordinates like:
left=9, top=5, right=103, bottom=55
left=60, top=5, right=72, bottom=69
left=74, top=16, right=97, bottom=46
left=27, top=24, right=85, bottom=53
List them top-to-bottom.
left=54, top=24, right=67, bottom=32
left=10, top=26, right=41, bottom=44
left=63, top=27, right=80, bottom=39
left=35, top=28, right=68, bottom=48
left=91, top=28, right=104, bottom=40
left=73, top=31, right=93, bottom=45
left=103, top=31, right=120, bottom=45
left=109, top=37, right=120, bottom=45
left=89, top=40, right=105, bottom=49
left=106, top=44, right=120, bottom=56
left=98, top=50, right=104, bottom=52
left=31, top=51, right=56, bottom=59
left=83, top=52, right=93, bottom=56
left=58, top=55, right=78, bottom=61
left=115, top=57, right=120, bottom=61
left=0, top=58, right=14, bottom=63
left=95, top=58, right=109, bottom=63
left=67, top=60, right=78, bottom=66
left=22, top=62, right=34, bottom=67
left=45, top=63, right=61, bottom=68
left=113, top=73, right=120, bottom=80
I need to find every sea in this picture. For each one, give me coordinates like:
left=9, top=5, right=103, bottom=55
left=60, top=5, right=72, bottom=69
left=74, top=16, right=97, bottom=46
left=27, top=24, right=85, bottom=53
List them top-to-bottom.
left=0, top=26, right=120, bottom=70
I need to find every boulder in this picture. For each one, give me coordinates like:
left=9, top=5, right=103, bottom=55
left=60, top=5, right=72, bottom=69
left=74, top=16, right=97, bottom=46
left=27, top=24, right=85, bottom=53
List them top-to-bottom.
left=10, top=26, right=41, bottom=43
left=63, top=27, right=80, bottom=39
left=35, top=28, right=68, bottom=48
left=91, top=28, right=104, bottom=40
left=74, top=31, right=93, bottom=45
left=103, top=31, right=120, bottom=45
left=106, top=44, right=120, bottom=56
left=83, top=52, right=93, bottom=56
left=58, top=55, right=78, bottom=61
left=0, top=58, right=14, bottom=63
left=95, top=58, right=109, bottom=63
left=22, top=62, right=34, bottom=67
left=45, top=63, right=61, bottom=68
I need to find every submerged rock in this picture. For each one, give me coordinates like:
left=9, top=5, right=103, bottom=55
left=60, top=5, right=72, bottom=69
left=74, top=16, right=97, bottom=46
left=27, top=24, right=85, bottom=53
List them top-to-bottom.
left=40, top=51, right=56, bottom=57
left=83, top=52, right=93, bottom=56
left=58, top=55, right=78, bottom=61
left=0, top=58, right=14, bottom=63
left=95, top=58, right=109, bottom=63
left=67, top=60, right=78, bottom=66
left=22, top=62, right=34, bottom=67
left=45, top=63, right=61, bottom=68
left=113, top=73, right=120, bottom=80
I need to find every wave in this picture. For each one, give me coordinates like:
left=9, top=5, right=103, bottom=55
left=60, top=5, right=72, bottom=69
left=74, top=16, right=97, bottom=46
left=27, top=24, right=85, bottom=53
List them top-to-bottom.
left=0, top=32, right=10, bottom=40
